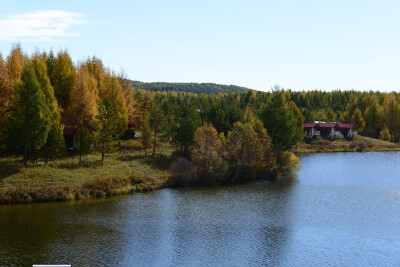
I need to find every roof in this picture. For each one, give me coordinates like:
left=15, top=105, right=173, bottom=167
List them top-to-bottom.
left=303, top=122, right=355, bottom=129
left=303, top=123, right=317, bottom=128
left=317, top=123, right=337, bottom=128
left=337, top=123, right=355, bottom=129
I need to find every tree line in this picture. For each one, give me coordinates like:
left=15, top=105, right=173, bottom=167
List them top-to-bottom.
left=2, top=45, right=399, bottom=182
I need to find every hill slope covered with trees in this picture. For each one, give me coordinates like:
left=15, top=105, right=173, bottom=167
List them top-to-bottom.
left=131, top=81, right=251, bottom=94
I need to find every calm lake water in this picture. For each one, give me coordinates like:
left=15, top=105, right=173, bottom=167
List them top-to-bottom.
left=1, top=152, right=400, bottom=266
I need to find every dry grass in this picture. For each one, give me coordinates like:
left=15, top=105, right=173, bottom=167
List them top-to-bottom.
left=293, top=136, right=400, bottom=154
left=0, top=140, right=175, bottom=204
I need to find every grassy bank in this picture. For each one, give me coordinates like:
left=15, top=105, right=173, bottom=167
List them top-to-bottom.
left=292, top=136, right=400, bottom=154
left=2, top=137, right=399, bottom=205
left=0, top=140, right=174, bottom=205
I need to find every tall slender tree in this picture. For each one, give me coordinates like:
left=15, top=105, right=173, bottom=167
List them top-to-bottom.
left=49, top=50, right=75, bottom=109
left=31, top=52, right=64, bottom=163
left=0, top=54, right=12, bottom=148
left=10, top=62, right=51, bottom=165
left=67, top=64, right=98, bottom=163
left=95, top=98, right=121, bottom=161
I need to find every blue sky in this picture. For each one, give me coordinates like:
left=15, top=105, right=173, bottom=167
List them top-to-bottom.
left=0, top=0, right=399, bottom=92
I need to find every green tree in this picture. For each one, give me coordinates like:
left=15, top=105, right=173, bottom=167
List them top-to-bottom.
left=49, top=50, right=75, bottom=109
left=31, top=52, right=64, bottom=163
left=10, top=62, right=51, bottom=165
left=118, top=70, right=136, bottom=122
left=100, top=72, right=128, bottom=134
left=260, top=87, right=302, bottom=150
left=382, top=94, right=400, bottom=142
left=95, top=98, right=121, bottom=161
left=364, top=98, right=381, bottom=137
left=149, top=103, right=168, bottom=155
left=172, top=103, right=202, bottom=153
left=325, top=107, right=337, bottom=122
left=351, top=108, right=365, bottom=133
left=141, top=121, right=153, bottom=156
left=75, top=126, right=93, bottom=164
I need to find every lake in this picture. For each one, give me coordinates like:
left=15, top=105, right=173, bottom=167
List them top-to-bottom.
left=1, top=152, right=400, bottom=266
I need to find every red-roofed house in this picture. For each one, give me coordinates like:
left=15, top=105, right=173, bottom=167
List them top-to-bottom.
left=304, top=122, right=357, bottom=140
left=304, top=123, right=320, bottom=139
left=337, top=123, right=357, bottom=139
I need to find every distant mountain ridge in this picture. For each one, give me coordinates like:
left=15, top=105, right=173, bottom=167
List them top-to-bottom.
left=131, top=81, right=251, bottom=94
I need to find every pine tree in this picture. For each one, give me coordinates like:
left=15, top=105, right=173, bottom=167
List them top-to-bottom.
left=6, top=44, right=24, bottom=85
left=49, top=50, right=75, bottom=109
left=31, top=52, right=64, bottom=163
left=0, top=54, right=12, bottom=148
left=10, top=62, right=51, bottom=165
left=67, top=64, right=98, bottom=163
left=117, top=70, right=136, bottom=122
left=100, top=72, right=128, bottom=134
left=260, top=87, right=301, bottom=150
left=382, top=94, right=400, bottom=142
left=95, top=98, right=121, bottom=161
left=364, top=98, right=381, bottom=137
left=172, top=102, right=202, bottom=153
left=149, top=103, right=167, bottom=155
left=351, top=108, right=366, bottom=134
left=141, top=121, right=153, bottom=156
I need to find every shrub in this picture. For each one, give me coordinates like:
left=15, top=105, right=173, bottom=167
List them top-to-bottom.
left=380, top=127, right=391, bottom=142
left=277, top=152, right=300, bottom=177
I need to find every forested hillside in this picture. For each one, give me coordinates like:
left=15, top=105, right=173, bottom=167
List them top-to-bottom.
left=131, top=81, right=250, bottom=94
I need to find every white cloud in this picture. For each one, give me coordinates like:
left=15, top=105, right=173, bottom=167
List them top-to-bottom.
left=0, top=10, right=88, bottom=41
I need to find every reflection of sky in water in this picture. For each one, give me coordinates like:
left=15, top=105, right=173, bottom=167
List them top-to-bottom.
left=0, top=152, right=400, bottom=266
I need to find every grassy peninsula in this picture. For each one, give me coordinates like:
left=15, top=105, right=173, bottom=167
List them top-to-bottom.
left=0, top=140, right=173, bottom=204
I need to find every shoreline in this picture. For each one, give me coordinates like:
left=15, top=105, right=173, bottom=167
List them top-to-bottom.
left=1, top=137, right=399, bottom=205
left=293, top=147, right=400, bottom=154
left=0, top=173, right=167, bottom=205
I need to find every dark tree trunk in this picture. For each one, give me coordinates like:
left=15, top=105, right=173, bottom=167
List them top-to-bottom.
left=152, top=137, right=156, bottom=156
left=101, top=142, right=105, bottom=161
left=24, top=146, right=28, bottom=166
left=35, top=149, right=38, bottom=164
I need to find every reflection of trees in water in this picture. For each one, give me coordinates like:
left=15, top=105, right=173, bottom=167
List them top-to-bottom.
left=246, top=178, right=297, bottom=266
left=0, top=180, right=297, bottom=266
left=164, top=180, right=297, bottom=266
left=0, top=203, right=75, bottom=265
